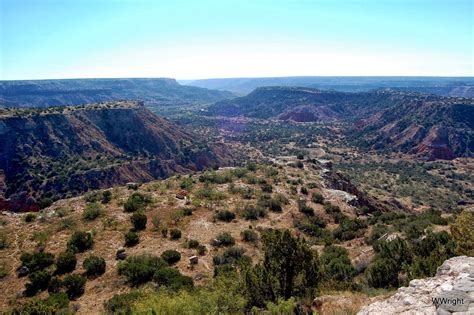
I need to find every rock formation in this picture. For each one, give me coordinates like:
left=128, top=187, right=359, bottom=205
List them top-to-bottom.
left=358, top=256, right=474, bottom=314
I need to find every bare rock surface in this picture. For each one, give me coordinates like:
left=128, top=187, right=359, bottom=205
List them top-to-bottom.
left=358, top=256, right=474, bottom=315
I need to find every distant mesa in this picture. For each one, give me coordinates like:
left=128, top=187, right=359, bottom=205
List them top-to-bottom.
left=0, top=78, right=234, bottom=108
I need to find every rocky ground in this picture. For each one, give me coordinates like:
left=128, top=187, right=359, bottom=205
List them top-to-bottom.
left=358, top=256, right=474, bottom=314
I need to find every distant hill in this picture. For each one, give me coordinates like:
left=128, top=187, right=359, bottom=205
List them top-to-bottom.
left=182, top=76, right=474, bottom=97
left=0, top=78, right=234, bottom=109
left=205, top=86, right=474, bottom=159
left=0, top=101, right=233, bottom=211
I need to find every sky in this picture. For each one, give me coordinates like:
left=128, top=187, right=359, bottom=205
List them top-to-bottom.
left=0, top=0, right=472, bottom=80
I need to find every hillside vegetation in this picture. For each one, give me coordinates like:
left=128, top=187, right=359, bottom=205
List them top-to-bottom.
left=1, top=159, right=471, bottom=314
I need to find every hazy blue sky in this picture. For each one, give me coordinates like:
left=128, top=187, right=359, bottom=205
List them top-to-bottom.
left=0, top=0, right=472, bottom=80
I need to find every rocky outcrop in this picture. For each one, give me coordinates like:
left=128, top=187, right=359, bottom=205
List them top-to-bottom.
left=415, top=127, right=455, bottom=160
left=322, top=169, right=405, bottom=213
left=358, top=256, right=474, bottom=315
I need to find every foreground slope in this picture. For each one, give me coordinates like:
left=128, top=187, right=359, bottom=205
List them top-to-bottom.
left=0, top=101, right=233, bottom=211
left=0, top=160, right=468, bottom=314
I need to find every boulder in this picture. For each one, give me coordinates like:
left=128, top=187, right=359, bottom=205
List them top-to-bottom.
left=116, top=248, right=127, bottom=260
left=189, top=256, right=199, bottom=265
left=358, top=256, right=474, bottom=315
left=17, top=266, right=29, bottom=277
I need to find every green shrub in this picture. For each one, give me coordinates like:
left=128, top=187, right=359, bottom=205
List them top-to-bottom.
left=180, top=177, right=194, bottom=190
left=261, top=183, right=273, bottom=193
left=300, top=187, right=308, bottom=195
left=102, top=190, right=112, bottom=204
left=124, top=193, right=151, bottom=212
left=311, top=193, right=324, bottom=204
left=38, top=198, right=53, bottom=209
left=298, top=200, right=314, bottom=216
left=83, top=202, right=102, bottom=221
left=323, top=202, right=341, bottom=215
left=242, top=204, right=267, bottom=220
left=182, top=207, right=193, bottom=216
left=215, top=210, right=236, bottom=222
left=451, top=210, right=474, bottom=256
left=131, top=212, right=147, bottom=231
left=24, top=213, right=36, bottom=223
left=57, top=217, right=77, bottom=231
left=333, top=217, right=367, bottom=241
left=294, top=218, right=332, bottom=244
left=366, top=224, right=388, bottom=244
left=170, top=228, right=182, bottom=240
left=241, top=229, right=259, bottom=242
left=67, top=231, right=93, bottom=253
left=125, top=231, right=140, bottom=247
left=0, top=232, right=7, bottom=249
left=212, top=232, right=235, bottom=247
left=408, top=232, right=456, bottom=280
left=373, top=238, right=412, bottom=265
left=187, top=239, right=200, bottom=249
left=197, top=245, right=207, bottom=256
left=320, top=246, right=356, bottom=282
left=213, top=247, right=245, bottom=266
left=161, top=250, right=181, bottom=265
left=20, top=251, right=54, bottom=272
left=55, top=251, right=77, bottom=275
left=83, top=255, right=106, bottom=277
left=118, top=255, right=167, bottom=286
left=366, top=258, right=399, bottom=288
left=153, top=267, right=193, bottom=291
left=25, top=270, right=51, bottom=296
left=62, top=274, right=86, bottom=299
left=48, top=276, right=62, bottom=294
left=105, top=291, right=143, bottom=315
left=46, top=292, right=69, bottom=309
left=13, top=293, right=69, bottom=314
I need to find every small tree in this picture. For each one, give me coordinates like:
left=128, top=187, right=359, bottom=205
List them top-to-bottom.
left=242, top=229, right=319, bottom=308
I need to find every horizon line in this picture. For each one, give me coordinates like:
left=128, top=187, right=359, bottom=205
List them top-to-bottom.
left=1, top=75, right=473, bottom=82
